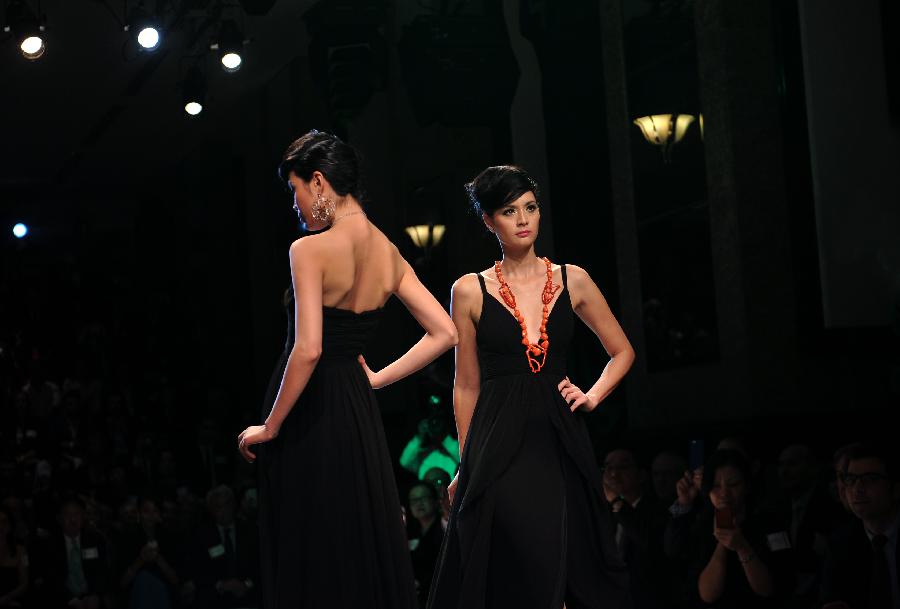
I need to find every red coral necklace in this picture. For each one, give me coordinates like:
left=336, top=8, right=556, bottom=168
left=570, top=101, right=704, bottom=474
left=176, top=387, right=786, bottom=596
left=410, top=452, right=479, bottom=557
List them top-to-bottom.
left=494, top=257, right=560, bottom=373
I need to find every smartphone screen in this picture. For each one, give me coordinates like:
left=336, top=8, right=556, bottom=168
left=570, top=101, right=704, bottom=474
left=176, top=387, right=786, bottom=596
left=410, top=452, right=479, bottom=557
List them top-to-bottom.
left=689, top=439, right=705, bottom=471
left=715, top=506, right=735, bottom=529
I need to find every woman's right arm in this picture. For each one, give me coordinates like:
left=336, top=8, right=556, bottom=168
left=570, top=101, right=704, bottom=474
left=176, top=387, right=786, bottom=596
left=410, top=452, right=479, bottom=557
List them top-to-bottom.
left=365, top=257, right=457, bottom=388
left=449, top=275, right=480, bottom=458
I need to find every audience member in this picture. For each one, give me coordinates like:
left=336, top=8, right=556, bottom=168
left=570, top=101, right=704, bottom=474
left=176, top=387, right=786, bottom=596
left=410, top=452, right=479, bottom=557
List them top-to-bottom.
left=399, top=417, right=459, bottom=481
left=821, top=443, right=899, bottom=609
left=776, top=444, right=847, bottom=607
left=602, top=449, right=674, bottom=609
left=673, top=449, right=795, bottom=608
left=650, top=450, right=687, bottom=507
left=407, top=483, right=443, bottom=608
left=190, top=485, right=259, bottom=609
left=35, top=497, right=111, bottom=609
left=117, top=497, right=181, bottom=609
left=0, top=507, right=28, bottom=608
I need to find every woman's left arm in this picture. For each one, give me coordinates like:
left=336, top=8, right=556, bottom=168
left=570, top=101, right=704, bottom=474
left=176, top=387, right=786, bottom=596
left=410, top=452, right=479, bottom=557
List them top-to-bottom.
left=239, top=237, right=324, bottom=462
left=558, top=264, right=635, bottom=412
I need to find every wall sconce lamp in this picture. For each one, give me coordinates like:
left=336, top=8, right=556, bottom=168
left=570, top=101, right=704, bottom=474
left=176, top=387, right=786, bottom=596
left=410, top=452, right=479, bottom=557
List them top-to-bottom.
left=633, top=113, right=696, bottom=162
left=405, top=224, right=446, bottom=251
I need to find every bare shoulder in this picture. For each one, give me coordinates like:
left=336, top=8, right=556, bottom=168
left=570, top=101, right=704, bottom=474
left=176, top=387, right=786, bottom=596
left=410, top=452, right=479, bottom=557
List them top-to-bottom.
left=290, top=232, right=344, bottom=264
left=289, top=234, right=324, bottom=255
left=383, top=236, right=403, bottom=264
left=382, top=238, right=409, bottom=284
left=562, top=263, right=605, bottom=309
left=563, top=263, right=596, bottom=289
left=452, top=273, right=481, bottom=297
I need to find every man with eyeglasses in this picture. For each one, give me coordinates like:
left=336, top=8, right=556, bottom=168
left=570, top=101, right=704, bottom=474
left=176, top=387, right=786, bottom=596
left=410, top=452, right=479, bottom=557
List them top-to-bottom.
left=822, top=443, right=899, bottom=609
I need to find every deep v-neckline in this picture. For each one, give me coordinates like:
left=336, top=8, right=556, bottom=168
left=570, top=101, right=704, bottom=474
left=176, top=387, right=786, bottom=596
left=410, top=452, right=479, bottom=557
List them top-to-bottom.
left=480, top=279, right=569, bottom=346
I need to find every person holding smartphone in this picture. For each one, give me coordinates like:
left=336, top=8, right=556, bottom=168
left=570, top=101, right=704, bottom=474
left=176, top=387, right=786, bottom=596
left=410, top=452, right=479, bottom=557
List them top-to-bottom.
left=687, top=449, right=792, bottom=608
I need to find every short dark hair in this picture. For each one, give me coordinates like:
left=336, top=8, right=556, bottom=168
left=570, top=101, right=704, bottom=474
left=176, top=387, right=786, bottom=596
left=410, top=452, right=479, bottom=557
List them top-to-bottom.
left=277, top=129, right=362, bottom=199
left=465, top=165, right=539, bottom=216
left=833, top=442, right=863, bottom=470
left=846, top=443, right=898, bottom=481
left=603, top=447, right=641, bottom=467
left=702, top=449, right=753, bottom=494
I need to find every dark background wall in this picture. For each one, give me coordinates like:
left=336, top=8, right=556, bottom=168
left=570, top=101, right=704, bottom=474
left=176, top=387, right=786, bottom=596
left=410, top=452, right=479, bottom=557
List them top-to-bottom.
left=1, top=0, right=896, bottom=465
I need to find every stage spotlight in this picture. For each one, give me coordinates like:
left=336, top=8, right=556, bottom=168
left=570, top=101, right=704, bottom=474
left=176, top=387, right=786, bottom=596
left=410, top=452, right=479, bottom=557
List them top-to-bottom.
left=3, top=0, right=47, bottom=60
left=125, top=5, right=161, bottom=51
left=214, top=20, right=244, bottom=73
left=137, top=26, right=160, bottom=50
left=20, top=35, right=44, bottom=59
left=221, top=52, right=241, bottom=72
left=182, top=66, right=205, bottom=116
left=12, top=223, right=28, bottom=239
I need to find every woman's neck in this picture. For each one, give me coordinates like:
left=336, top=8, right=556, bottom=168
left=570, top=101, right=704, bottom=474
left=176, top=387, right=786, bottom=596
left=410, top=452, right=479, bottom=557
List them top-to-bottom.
left=333, top=196, right=363, bottom=216
left=498, top=248, right=541, bottom=280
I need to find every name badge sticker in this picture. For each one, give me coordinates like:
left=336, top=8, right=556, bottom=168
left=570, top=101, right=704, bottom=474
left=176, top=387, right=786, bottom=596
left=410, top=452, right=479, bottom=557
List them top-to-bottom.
left=766, top=531, right=791, bottom=552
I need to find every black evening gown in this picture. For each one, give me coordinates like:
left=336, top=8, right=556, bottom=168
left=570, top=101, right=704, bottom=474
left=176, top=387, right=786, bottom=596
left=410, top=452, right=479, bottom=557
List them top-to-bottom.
left=428, top=266, right=631, bottom=609
left=257, top=290, right=418, bottom=609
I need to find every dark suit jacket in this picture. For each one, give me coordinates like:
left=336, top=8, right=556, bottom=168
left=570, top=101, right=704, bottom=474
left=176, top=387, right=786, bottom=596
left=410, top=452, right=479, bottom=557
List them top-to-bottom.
left=788, top=484, right=849, bottom=604
left=614, top=495, right=675, bottom=609
left=822, top=518, right=900, bottom=609
left=189, top=520, right=260, bottom=609
left=41, top=531, right=111, bottom=605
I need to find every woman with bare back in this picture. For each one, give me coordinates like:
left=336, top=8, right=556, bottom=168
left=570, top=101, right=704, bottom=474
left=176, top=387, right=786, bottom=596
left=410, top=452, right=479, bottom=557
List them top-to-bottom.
left=237, top=130, right=458, bottom=609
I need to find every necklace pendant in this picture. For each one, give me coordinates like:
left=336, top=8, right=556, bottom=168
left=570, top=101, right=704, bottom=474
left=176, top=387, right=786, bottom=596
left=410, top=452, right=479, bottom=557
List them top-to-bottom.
left=525, top=344, right=547, bottom=373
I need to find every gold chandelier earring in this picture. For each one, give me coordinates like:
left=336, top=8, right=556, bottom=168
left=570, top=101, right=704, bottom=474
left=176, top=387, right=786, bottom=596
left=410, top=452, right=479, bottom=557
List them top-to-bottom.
left=311, top=192, right=336, bottom=223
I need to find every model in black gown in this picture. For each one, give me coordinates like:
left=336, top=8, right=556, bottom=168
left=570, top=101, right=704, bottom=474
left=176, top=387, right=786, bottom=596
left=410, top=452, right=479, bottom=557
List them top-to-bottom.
left=239, top=130, right=458, bottom=609
left=428, top=165, right=634, bottom=609
left=427, top=266, right=631, bottom=609
left=257, top=291, right=418, bottom=609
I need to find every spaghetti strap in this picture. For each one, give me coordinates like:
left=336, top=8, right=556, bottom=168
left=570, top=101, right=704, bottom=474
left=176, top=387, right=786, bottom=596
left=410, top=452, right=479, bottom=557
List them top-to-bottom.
left=560, top=264, right=568, bottom=290
left=476, top=272, right=488, bottom=294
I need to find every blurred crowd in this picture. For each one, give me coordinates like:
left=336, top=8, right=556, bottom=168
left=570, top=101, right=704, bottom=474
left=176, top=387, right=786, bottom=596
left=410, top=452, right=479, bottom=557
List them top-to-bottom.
left=1, top=289, right=894, bottom=609
left=400, top=420, right=898, bottom=609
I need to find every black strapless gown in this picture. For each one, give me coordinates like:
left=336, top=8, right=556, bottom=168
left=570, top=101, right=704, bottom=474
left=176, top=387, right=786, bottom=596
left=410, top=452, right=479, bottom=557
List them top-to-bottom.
left=428, top=266, right=631, bottom=609
left=257, top=292, right=417, bottom=609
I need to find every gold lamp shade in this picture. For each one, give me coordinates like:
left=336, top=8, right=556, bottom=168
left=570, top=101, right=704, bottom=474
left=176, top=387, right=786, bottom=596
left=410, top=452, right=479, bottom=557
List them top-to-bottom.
left=633, top=114, right=696, bottom=146
left=405, top=224, right=446, bottom=249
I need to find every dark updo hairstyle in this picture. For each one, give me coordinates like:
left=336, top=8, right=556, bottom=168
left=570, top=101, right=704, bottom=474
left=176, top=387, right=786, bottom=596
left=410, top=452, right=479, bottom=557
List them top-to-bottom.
left=277, top=129, right=362, bottom=199
left=465, top=165, right=539, bottom=216
left=701, top=449, right=754, bottom=495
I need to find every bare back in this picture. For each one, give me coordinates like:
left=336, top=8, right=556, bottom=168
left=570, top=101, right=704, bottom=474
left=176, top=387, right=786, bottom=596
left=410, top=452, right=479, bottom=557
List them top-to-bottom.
left=315, top=219, right=404, bottom=312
